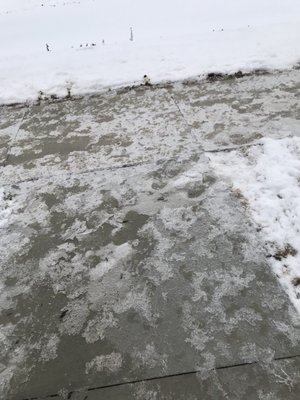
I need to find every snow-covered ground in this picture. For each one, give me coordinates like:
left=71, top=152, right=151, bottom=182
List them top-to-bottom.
left=0, top=0, right=300, bottom=104
left=210, top=138, right=300, bottom=313
left=0, top=188, right=11, bottom=229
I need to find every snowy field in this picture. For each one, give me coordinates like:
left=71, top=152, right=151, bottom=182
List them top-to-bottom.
left=0, top=0, right=300, bottom=104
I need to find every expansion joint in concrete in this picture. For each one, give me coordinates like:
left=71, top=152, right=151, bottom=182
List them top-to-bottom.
left=170, top=95, right=193, bottom=128
left=2, top=105, right=31, bottom=167
left=21, top=353, right=300, bottom=400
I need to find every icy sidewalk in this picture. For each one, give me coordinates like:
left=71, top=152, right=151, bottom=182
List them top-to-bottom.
left=1, top=69, right=300, bottom=399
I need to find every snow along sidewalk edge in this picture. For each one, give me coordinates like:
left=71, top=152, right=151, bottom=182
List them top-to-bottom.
left=0, top=65, right=299, bottom=109
left=209, top=136, right=300, bottom=314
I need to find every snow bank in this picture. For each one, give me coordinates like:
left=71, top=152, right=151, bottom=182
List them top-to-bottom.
left=0, top=0, right=300, bottom=104
left=210, top=137, right=300, bottom=313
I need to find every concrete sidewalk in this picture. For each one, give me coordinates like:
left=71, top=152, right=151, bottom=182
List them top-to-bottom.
left=1, top=69, right=300, bottom=399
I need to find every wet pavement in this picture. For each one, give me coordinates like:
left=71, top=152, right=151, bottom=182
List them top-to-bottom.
left=1, top=69, right=300, bottom=399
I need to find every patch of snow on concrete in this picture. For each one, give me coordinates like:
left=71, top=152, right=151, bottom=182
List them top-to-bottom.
left=210, top=137, right=300, bottom=312
left=171, top=163, right=204, bottom=190
left=0, top=189, right=12, bottom=229
left=159, top=206, right=197, bottom=238
left=140, top=222, right=174, bottom=283
left=39, top=243, right=87, bottom=295
left=90, top=243, right=133, bottom=280
left=113, top=287, right=155, bottom=323
left=59, top=299, right=90, bottom=336
left=183, top=302, right=210, bottom=352
left=83, top=308, right=118, bottom=344
left=0, top=324, right=27, bottom=399
left=40, top=334, right=60, bottom=362
left=133, top=343, right=168, bottom=370
left=85, top=352, right=122, bottom=374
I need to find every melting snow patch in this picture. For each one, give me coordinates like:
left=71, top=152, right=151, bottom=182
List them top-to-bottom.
left=210, top=137, right=300, bottom=312
left=0, top=189, right=11, bottom=229
left=159, top=206, right=197, bottom=238
left=90, top=243, right=133, bottom=280
left=40, top=335, right=60, bottom=362
left=133, top=343, right=168, bottom=370
left=85, top=352, right=122, bottom=374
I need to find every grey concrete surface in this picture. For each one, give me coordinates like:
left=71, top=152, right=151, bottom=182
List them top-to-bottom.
left=1, top=69, right=300, bottom=400
left=41, top=356, right=300, bottom=400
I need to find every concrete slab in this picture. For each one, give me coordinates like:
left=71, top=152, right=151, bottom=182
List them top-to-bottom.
left=171, top=69, right=300, bottom=150
left=2, top=70, right=300, bottom=185
left=1, top=71, right=300, bottom=400
left=1, top=88, right=193, bottom=184
left=0, top=106, right=27, bottom=165
left=2, top=158, right=300, bottom=399
left=39, top=356, right=300, bottom=400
